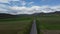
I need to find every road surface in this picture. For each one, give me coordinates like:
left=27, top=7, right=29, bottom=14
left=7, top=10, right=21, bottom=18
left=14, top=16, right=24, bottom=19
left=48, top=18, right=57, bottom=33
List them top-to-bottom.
left=30, top=19, right=37, bottom=34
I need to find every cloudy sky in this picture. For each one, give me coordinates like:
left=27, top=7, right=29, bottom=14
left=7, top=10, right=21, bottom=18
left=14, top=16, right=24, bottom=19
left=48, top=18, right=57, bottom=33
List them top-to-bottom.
left=0, top=0, right=60, bottom=15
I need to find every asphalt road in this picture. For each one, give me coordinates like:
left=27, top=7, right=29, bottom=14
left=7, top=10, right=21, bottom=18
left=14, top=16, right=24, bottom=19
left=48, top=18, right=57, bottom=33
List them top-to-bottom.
left=30, top=19, right=37, bottom=34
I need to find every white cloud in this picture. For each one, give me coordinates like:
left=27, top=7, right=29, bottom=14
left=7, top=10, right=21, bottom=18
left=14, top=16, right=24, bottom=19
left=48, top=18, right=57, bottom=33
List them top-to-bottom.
left=0, top=0, right=9, bottom=3
left=0, top=0, right=20, bottom=3
left=9, top=0, right=19, bottom=1
left=20, top=0, right=26, bottom=6
left=28, top=2, right=34, bottom=6
left=29, top=2, right=34, bottom=4
left=0, top=3, right=60, bottom=15
left=0, top=4, right=9, bottom=14
left=0, top=4, right=9, bottom=9
left=9, top=5, right=60, bottom=15
left=9, top=6, right=35, bottom=14
left=51, top=6, right=60, bottom=11
left=0, top=8, right=8, bottom=13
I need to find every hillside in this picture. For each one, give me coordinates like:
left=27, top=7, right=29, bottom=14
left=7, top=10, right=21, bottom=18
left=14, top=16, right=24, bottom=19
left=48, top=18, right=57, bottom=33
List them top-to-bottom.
left=33, top=11, right=60, bottom=16
left=0, top=13, right=18, bottom=19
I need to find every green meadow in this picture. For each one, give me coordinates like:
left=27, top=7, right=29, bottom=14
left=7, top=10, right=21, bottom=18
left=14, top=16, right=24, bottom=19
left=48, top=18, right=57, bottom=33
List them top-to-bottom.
left=36, top=15, right=60, bottom=34
left=0, top=16, right=33, bottom=34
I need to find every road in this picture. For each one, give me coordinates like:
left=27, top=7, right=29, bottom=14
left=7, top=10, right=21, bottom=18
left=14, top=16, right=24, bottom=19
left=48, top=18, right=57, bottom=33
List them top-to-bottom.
left=30, top=19, right=37, bottom=34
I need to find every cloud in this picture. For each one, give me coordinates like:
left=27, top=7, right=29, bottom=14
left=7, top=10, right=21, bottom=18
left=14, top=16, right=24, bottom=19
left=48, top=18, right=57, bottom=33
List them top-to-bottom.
left=0, top=0, right=9, bottom=3
left=9, top=0, right=19, bottom=1
left=20, top=0, right=26, bottom=6
left=0, top=2, right=60, bottom=15
left=28, top=2, right=34, bottom=6
left=29, top=2, right=34, bottom=4
left=0, top=4, right=9, bottom=14
left=0, top=4, right=8, bottom=10
left=9, top=5, right=60, bottom=15
left=51, top=5, right=60, bottom=11
left=8, top=6, right=52, bottom=14
left=9, top=6, right=35, bottom=14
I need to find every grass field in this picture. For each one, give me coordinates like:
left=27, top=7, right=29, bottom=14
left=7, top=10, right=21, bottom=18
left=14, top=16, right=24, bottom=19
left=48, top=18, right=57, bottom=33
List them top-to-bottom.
left=1, top=14, right=60, bottom=34
left=36, top=15, right=60, bottom=34
left=0, top=16, right=33, bottom=34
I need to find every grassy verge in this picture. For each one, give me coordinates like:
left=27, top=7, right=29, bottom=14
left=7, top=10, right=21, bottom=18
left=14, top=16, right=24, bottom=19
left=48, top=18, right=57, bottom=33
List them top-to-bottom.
left=36, top=20, right=40, bottom=34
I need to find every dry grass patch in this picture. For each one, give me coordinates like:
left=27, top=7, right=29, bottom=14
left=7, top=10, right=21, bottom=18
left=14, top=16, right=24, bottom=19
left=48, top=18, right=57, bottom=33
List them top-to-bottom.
left=41, top=30, right=60, bottom=34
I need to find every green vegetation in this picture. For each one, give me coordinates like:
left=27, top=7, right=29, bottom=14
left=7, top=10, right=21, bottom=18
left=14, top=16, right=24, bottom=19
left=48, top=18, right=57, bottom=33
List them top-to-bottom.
left=1, top=14, right=60, bottom=34
left=36, top=15, right=60, bottom=34
left=0, top=16, right=33, bottom=34
left=0, top=16, right=33, bottom=22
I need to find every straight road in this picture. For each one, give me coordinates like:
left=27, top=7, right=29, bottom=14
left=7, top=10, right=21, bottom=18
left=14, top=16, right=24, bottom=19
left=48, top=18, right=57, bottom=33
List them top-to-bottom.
left=30, top=19, right=37, bottom=34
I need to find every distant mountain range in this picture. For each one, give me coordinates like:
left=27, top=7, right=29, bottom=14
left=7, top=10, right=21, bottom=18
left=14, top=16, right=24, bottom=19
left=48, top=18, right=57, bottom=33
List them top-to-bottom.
left=0, top=11, right=60, bottom=18
left=33, top=11, right=60, bottom=15
left=0, top=13, right=18, bottom=19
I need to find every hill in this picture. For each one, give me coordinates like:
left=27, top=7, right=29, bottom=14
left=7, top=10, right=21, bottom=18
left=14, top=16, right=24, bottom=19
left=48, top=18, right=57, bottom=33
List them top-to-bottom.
left=0, top=13, right=18, bottom=19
